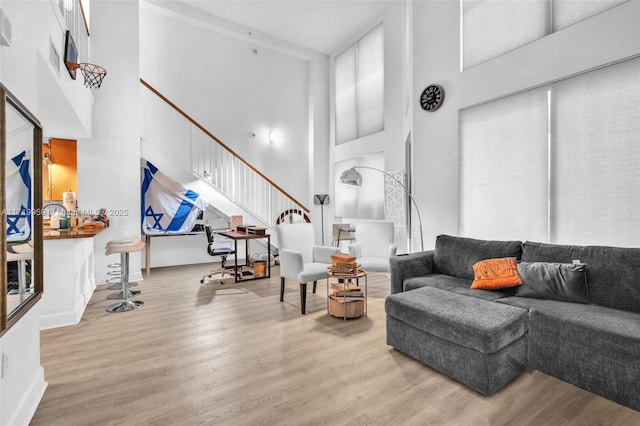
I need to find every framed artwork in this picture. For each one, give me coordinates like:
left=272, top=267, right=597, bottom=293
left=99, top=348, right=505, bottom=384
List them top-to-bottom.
left=63, top=30, right=77, bottom=80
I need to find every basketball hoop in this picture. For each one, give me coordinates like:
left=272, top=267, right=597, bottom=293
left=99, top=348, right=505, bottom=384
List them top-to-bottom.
left=70, top=62, right=108, bottom=89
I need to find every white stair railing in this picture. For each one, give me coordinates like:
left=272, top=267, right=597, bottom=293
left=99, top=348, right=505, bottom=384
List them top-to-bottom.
left=140, top=79, right=310, bottom=226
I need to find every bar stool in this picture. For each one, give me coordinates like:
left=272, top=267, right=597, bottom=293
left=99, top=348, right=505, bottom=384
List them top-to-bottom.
left=105, top=237, right=145, bottom=313
left=105, top=239, right=141, bottom=300
left=7, top=241, right=33, bottom=304
left=106, top=263, right=138, bottom=289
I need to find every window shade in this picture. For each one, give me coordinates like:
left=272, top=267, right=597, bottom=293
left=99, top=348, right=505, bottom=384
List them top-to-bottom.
left=462, top=0, right=549, bottom=69
left=462, top=0, right=628, bottom=70
left=552, top=0, right=629, bottom=31
left=334, top=24, right=384, bottom=144
left=357, top=24, right=384, bottom=137
left=335, top=45, right=358, bottom=144
left=550, top=57, right=640, bottom=247
left=460, top=87, right=549, bottom=241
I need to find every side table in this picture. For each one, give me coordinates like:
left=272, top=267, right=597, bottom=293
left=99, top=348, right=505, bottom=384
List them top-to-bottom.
left=326, top=269, right=367, bottom=320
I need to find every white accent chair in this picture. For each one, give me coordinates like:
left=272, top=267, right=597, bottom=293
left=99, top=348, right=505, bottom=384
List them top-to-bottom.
left=348, top=222, right=398, bottom=273
left=276, top=223, right=339, bottom=314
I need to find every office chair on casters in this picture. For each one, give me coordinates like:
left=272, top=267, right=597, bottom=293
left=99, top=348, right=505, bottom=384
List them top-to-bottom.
left=201, top=224, right=236, bottom=284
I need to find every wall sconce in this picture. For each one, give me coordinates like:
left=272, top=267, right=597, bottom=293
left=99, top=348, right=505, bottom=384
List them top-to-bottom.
left=268, top=131, right=276, bottom=144
left=44, top=150, right=53, bottom=201
left=43, top=152, right=52, bottom=166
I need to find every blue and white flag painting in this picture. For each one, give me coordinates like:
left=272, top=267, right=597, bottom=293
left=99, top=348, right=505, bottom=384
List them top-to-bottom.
left=6, top=150, right=32, bottom=241
left=141, top=159, right=208, bottom=234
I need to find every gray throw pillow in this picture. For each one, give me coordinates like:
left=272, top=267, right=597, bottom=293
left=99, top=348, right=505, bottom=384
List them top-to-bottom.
left=516, top=262, right=590, bottom=304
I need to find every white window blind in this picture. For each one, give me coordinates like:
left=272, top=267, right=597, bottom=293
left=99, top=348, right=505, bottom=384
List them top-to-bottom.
left=462, top=0, right=549, bottom=69
left=462, top=0, right=629, bottom=70
left=552, top=0, right=629, bottom=31
left=334, top=24, right=384, bottom=144
left=357, top=24, right=384, bottom=137
left=335, top=45, right=358, bottom=144
left=550, top=57, right=640, bottom=247
left=460, top=87, right=549, bottom=241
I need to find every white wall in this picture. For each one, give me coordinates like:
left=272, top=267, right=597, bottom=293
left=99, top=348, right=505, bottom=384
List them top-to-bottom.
left=0, top=0, right=93, bottom=138
left=76, top=0, right=142, bottom=284
left=411, top=0, right=640, bottom=250
left=0, top=1, right=95, bottom=423
left=139, top=2, right=331, bottom=248
left=140, top=4, right=312, bottom=208
left=308, top=54, right=331, bottom=245
left=0, top=306, right=46, bottom=426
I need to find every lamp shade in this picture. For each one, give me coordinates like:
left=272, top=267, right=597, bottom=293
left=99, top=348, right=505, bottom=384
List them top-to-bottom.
left=339, top=167, right=362, bottom=186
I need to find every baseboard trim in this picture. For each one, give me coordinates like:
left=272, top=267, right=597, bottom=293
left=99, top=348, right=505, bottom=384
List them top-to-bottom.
left=6, top=366, right=47, bottom=426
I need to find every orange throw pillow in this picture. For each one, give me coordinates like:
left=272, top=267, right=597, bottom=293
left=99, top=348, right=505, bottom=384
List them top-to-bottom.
left=471, top=257, right=522, bottom=290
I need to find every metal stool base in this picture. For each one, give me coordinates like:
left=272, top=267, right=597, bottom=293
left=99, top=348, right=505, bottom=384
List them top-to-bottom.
left=107, top=281, right=137, bottom=290
left=107, top=289, right=141, bottom=300
left=106, top=300, right=144, bottom=313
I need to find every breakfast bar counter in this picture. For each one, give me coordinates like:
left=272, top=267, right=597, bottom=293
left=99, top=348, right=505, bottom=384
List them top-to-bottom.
left=40, top=226, right=107, bottom=329
left=43, top=226, right=106, bottom=240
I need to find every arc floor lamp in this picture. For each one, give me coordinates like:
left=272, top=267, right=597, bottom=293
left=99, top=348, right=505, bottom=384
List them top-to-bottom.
left=339, top=166, right=424, bottom=252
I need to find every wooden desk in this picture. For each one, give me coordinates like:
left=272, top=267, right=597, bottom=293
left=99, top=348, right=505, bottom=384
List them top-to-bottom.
left=218, top=230, right=271, bottom=283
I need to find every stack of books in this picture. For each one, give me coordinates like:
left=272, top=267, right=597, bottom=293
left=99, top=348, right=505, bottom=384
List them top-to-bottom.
left=329, top=253, right=359, bottom=276
left=330, top=282, right=364, bottom=298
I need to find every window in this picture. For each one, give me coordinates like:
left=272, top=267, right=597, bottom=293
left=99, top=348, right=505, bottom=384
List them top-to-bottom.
left=462, top=0, right=629, bottom=70
left=462, top=0, right=549, bottom=70
left=552, top=0, right=629, bottom=31
left=334, top=24, right=384, bottom=144
left=460, top=57, right=640, bottom=247
left=549, top=58, right=640, bottom=246
left=460, top=87, right=549, bottom=242
left=334, top=153, right=385, bottom=219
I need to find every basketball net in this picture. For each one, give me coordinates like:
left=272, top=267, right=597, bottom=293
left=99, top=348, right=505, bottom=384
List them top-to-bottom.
left=70, top=62, right=108, bottom=89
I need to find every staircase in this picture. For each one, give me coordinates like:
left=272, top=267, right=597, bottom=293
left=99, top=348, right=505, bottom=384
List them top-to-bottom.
left=139, top=79, right=310, bottom=239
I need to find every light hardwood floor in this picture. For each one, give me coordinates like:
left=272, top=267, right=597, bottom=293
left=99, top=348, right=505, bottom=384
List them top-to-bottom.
left=32, top=263, right=640, bottom=425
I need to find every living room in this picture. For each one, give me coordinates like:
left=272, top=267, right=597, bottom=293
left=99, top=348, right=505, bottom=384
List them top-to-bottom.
left=1, top=0, right=639, bottom=424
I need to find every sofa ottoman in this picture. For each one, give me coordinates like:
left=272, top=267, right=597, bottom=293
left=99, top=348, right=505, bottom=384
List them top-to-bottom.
left=385, top=285, right=528, bottom=394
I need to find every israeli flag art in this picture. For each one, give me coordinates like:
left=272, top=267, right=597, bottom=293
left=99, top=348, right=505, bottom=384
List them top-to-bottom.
left=6, top=150, right=32, bottom=241
left=141, top=159, right=208, bottom=234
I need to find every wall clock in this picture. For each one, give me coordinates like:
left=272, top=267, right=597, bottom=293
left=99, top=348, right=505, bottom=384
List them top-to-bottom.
left=420, top=84, right=445, bottom=112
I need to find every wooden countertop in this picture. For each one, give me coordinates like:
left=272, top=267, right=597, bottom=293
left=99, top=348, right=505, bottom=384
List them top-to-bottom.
left=43, top=226, right=107, bottom=240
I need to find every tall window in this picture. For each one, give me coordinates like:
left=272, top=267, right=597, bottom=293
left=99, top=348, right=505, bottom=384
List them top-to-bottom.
left=462, top=0, right=629, bottom=69
left=334, top=24, right=384, bottom=145
left=460, top=57, right=640, bottom=247
left=549, top=58, right=640, bottom=246
left=460, top=87, right=549, bottom=242
left=334, top=153, right=385, bottom=219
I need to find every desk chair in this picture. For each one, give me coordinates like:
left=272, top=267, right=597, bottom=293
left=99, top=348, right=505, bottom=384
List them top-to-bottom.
left=201, top=224, right=236, bottom=284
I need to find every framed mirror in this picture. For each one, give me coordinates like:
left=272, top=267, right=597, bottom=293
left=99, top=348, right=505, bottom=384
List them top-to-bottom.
left=1, top=83, right=44, bottom=334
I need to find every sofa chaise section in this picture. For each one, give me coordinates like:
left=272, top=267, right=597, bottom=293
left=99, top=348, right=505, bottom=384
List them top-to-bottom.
left=386, top=285, right=528, bottom=394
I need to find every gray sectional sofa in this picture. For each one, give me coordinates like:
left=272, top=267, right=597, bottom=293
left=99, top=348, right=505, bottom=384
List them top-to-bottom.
left=386, top=234, right=640, bottom=411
